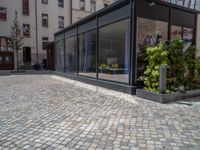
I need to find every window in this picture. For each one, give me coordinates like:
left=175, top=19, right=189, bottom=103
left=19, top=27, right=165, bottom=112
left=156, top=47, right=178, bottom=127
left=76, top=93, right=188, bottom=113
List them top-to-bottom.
left=22, top=0, right=29, bottom=15
left=42, top=0, right=48, bottom=4
left=58, top=0, right=64, bottom=7
left=80, top=0, right=85, bottom=10
left=90, top=0, right=96, bottom=12
left=0, top=7, right=7, bottom=20
left=42, top=14, right=48, bottom=27
left=58, top=16, right=64, bottom=28
left=136, top=17, right=168, bottom=81
left=98, top=19, right=130, bottom=83
left=23, top=24, right=30, bottom=37
left=79, top=30, right=96, bottom=78
left=65, top=36, right=77, bottom=73
left=0, top=37, right=8, bottom=51
left=42, top=37, right=49, bottom=50
left=55, top=40, right=65, bottom=72
left=0, top=56, right=3, bottom=64
left=5, top=56, right=13, bottom=64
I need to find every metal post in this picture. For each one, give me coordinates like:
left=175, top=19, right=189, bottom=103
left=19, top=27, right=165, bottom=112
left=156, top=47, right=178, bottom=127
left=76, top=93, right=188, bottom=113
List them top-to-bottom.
left=159, top=65, right=167, bottom=94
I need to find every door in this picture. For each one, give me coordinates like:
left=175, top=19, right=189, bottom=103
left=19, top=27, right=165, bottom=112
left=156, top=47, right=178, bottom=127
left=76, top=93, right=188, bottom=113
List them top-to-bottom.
left=23, top=47, right=31, bottom=65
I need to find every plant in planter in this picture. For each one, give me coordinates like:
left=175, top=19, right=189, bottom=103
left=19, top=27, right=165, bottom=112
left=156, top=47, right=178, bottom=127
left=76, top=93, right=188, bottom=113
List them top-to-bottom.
left=137, top=38, right=200, bottom=103
left=167, top=39, right=186, bottom=92
left=143, top=43, right=169, bottom=93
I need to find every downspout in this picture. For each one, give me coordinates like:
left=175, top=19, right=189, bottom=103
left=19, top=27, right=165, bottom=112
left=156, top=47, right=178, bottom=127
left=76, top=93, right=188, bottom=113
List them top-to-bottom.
left=35, top=0, right=39, bottom=63
left=70, top=0, right=72, bottom=24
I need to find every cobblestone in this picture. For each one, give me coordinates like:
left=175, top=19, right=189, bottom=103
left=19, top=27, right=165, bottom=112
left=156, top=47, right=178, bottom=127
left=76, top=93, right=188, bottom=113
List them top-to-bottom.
left=0, top=75, right=200, bottom=149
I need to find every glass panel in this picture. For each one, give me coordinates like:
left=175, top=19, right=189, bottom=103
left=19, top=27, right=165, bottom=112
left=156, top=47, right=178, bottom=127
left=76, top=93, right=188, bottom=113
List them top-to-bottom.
left=161, top=0, right=200, bottom=11
left=136, top=17, right=168, bottom=81
left=98, top=19, right=130, bottom=84
left=171, top=25, right=182, bottom=39
left=183, top=28, right=193, bottom=52
left=79, top=30, right=96, bottom=78
left=65, top=36, right=77, bottom=73
left=55, top=40, right=64, bottom=72
left=0, top=56, right=4, bottom=63
left=5, top=56, right=13, bottom=64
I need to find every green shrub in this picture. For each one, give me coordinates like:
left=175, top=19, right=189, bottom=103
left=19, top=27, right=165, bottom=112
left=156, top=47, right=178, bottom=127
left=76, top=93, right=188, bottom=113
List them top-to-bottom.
left=143, top=38, right=200, bottom=93
left=167, top=39, right=186, bottom=92
left=144, top=43, right=169, bottom=93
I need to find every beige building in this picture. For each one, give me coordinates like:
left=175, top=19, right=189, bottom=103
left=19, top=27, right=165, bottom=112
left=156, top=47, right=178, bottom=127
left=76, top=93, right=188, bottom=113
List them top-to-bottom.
left=0, top=0, right=115, bottom=70
left=0, top=0, right=71, bottom=70
left=72, top=0, right=116, bottom=23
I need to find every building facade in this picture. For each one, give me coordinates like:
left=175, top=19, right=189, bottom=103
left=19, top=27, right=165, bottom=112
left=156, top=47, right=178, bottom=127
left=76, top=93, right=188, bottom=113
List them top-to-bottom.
left=0, top=0, right=115, bottom=70
left=54, top=0, right=200, bottom=94
left=72, top=0, right=117, bottom=23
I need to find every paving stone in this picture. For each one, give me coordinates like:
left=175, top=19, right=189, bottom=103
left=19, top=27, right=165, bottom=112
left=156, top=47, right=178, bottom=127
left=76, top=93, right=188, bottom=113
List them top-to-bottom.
left=0, top=75, right=199, bottom=149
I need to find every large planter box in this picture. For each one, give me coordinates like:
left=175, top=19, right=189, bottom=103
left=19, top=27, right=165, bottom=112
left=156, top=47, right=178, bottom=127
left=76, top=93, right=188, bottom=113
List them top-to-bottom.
left=136, top=89, right=200, bottom=104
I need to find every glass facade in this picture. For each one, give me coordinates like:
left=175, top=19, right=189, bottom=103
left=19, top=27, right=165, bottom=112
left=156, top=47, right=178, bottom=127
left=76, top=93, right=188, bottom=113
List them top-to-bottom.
left=54, top=0, right=197, bottom=93
left=161, top=0, right=200, bottom=11
left=136, top=17, right=168, bottom=81
left=98, top=19, right=130, bottom=83
left=79, top=30, right=97, bottom=78
left=65, top=36, right=77, bottom=73
left=55, top=40, right=64, bottom=72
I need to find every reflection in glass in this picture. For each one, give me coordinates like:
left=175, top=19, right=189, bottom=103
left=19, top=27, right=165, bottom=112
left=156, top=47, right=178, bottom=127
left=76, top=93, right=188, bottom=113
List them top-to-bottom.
left=161, top=0, right=200, bottom=11
left=136, top=17, right=168, bottom=81
left=98, top=19, right=130, bottom=83
left=171, top=25, right=182, bottom=39
left=183, top=28, right=193, bottom=52
left=79, top=30, right=96, bottom=78
left=65, top=36, right=77, bottom=73
left=55, top=40, right=64, bottom=72
left=0, top=56, right=3, bottom=63
left=5, top=56, right=13, bottom=64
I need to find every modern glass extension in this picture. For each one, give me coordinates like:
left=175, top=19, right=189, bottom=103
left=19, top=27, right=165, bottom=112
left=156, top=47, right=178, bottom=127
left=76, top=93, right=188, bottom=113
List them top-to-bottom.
left=54, top=0, right=199, bottom=94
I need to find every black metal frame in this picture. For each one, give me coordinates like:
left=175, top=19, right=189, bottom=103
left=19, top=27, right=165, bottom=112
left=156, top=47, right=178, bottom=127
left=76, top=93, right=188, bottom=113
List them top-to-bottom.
left=54, top=0, right=199, bottom=94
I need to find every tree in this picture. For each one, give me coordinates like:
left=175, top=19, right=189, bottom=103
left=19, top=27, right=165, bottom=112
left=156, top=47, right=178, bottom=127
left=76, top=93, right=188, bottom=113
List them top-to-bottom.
left=9, top=11, right=23, bottom=71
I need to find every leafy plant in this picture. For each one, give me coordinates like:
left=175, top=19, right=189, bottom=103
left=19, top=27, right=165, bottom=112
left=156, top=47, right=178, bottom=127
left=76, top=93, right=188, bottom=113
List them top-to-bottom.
left=167, top=39, right=186, bottom=92
left=144, top=43, right=169, bottom=93
left=183, top=46, right=196, bottom=89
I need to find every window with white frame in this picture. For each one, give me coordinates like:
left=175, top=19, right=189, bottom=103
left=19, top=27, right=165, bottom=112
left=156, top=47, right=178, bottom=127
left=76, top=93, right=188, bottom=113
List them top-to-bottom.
left=42, top=0, right=48, bottom=4
left=58, top=0, right=64, bottom=7
left=80, top=0, right=85, bottom=10
left=90, top=0, right=96, bottom=12
left=0, top=7, right=7, bottom=20
left=42, top=14, right=48, bottom=27
left=58, top=16, right=64, bottom=28
left=42, top=37, right=49, bottom=50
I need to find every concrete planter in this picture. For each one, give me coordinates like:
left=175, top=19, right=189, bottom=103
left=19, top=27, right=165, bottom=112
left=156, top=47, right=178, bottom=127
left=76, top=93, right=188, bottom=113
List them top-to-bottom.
left=136, top=89, right=200, bottom=104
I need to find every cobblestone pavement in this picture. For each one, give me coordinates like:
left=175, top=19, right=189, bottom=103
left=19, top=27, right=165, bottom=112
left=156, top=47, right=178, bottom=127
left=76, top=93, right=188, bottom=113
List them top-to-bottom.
left=0, top=75, right=200, bottom=150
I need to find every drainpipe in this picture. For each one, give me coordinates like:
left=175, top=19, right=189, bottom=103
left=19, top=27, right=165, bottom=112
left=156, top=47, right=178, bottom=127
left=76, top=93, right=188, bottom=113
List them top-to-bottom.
left=35, top=0, right=39, bottom=63
left=70, top=0, right=72, bottom=24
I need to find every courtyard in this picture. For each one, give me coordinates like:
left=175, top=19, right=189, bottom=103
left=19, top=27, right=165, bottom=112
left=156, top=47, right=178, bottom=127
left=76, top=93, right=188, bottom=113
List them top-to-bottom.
left=0, top=74, right=200, bottom=150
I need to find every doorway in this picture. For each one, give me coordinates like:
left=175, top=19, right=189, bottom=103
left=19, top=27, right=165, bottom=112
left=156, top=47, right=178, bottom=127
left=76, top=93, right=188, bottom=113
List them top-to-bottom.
left=23, top=47, right=31, bottom=65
